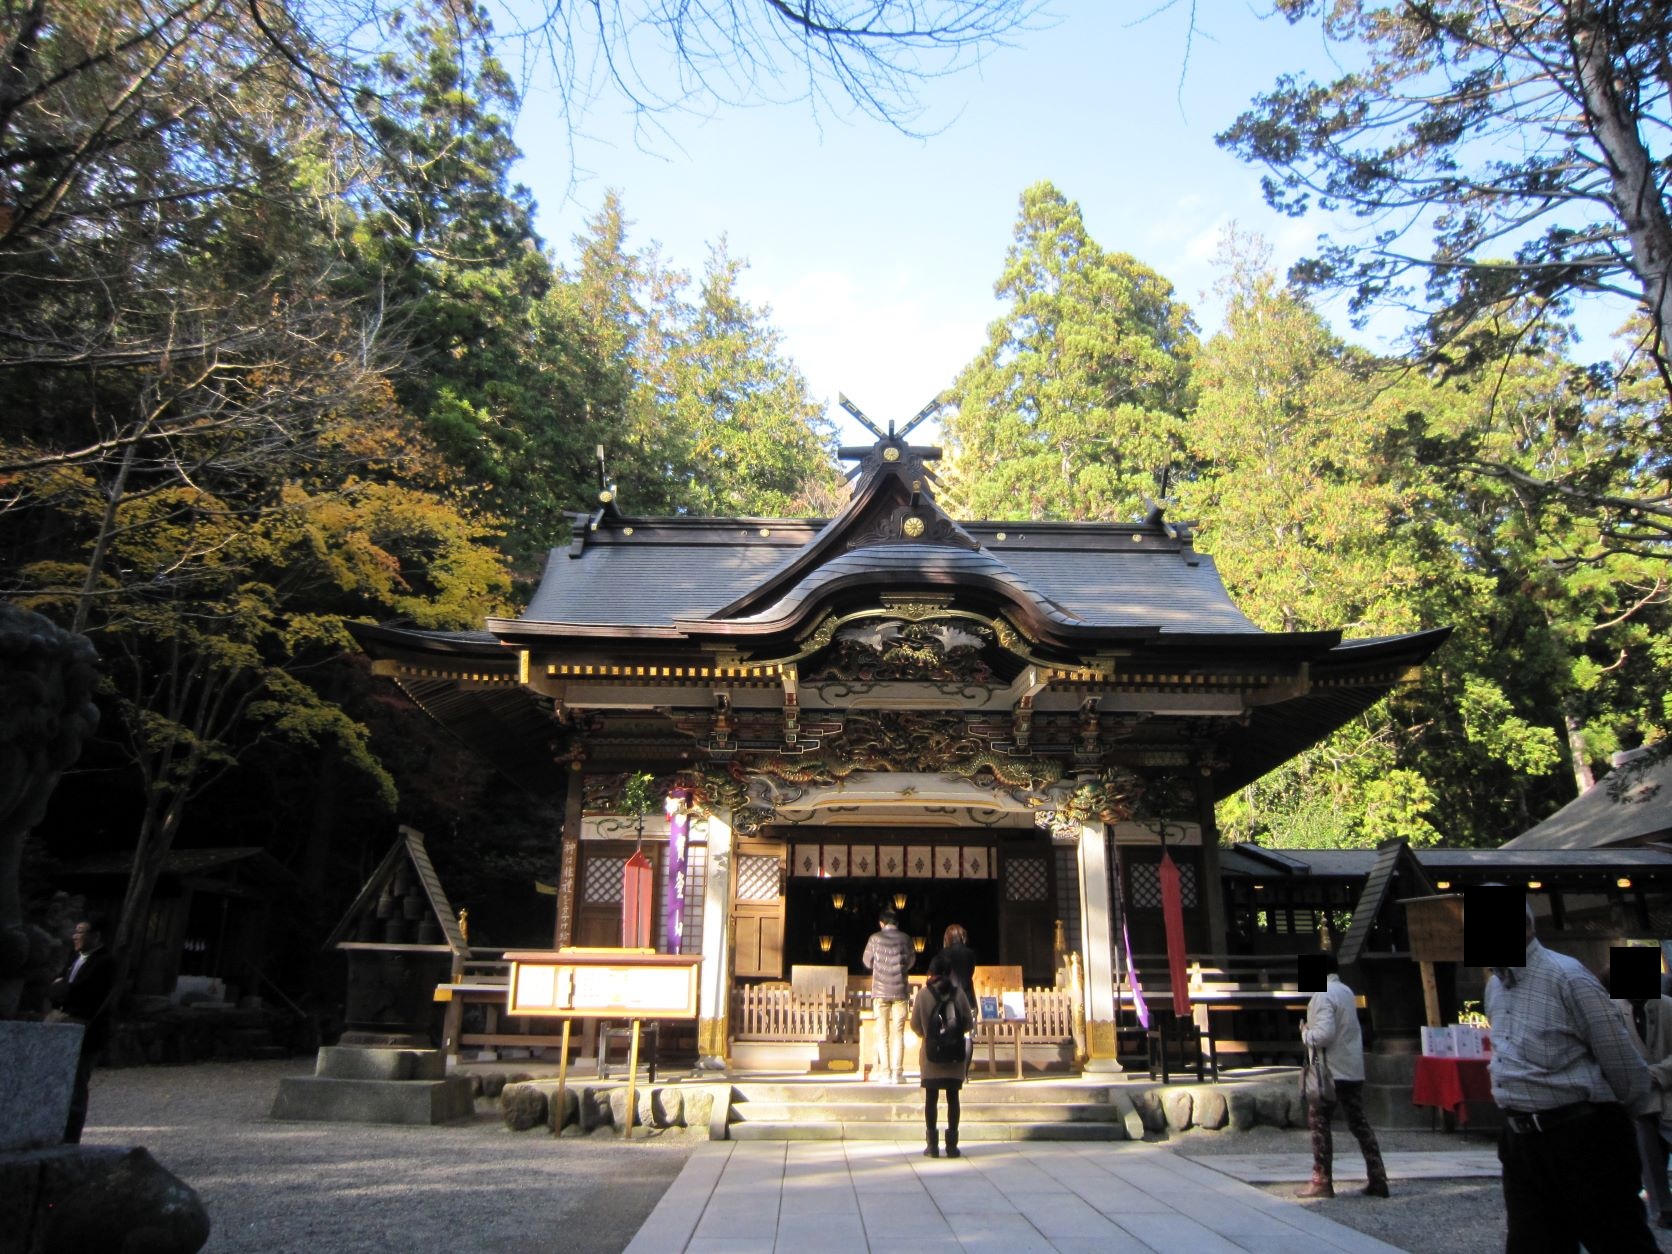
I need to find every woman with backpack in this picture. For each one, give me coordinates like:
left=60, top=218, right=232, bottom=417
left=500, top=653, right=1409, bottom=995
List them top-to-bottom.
left=914, top=952, right=974, bottom=1158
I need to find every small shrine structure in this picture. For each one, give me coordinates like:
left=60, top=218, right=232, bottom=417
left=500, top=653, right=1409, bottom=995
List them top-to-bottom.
left=355, top=405, right=1447, bottom=1069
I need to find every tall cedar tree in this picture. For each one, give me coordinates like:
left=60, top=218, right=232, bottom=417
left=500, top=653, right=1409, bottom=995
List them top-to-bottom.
left=939, top=182, right=1197, bottom=522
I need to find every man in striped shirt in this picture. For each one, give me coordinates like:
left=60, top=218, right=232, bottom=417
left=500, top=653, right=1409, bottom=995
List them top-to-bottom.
left=1486, top=897, right=1658, bottom=1252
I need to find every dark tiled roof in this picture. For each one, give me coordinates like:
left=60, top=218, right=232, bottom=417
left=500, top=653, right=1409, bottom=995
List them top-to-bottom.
left=516, top=521, right=1264, bottom=635
left=522, top=537, right=799, bottom=629
left=997, top=548, right=1258, bottom=634
left=1500, top=753, right=1672, bottom=851
left=1219, top=842, right=1672, bottom=878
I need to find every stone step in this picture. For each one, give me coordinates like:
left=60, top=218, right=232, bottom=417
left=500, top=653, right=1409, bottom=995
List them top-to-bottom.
left=270, top=1075, right=474, bottom=1125
left=729, top=1082, right=1112, bottom=1105
left=729, top=1101, right=1124, bottom=1124
left=728, top=1120, right=1125, bottom=1142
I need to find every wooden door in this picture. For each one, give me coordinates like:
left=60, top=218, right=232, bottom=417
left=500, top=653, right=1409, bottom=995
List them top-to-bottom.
left=732, top=839, right=787, bottom=979
left=574, top=845, right=658, bottom=948
left=998, top=845, right=1056, bottom=985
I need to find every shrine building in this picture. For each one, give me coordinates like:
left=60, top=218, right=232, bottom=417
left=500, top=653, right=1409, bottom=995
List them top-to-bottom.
left=355, top=420, right=1448, bottom=1070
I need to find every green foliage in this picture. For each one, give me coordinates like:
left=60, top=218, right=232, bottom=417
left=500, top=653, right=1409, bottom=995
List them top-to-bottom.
left=1219, top=0, right=1672, bottom=550
left=940, top=181, right=1197, bottom=521
left=1179, top=237, right=1666, bottom=848
left=1457, top=678, right=1561, bottom=779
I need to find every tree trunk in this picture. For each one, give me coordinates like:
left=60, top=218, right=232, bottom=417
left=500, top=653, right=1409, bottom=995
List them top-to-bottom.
left=1571, top=6, right=1672, bottom=378
left=72, top=433, right=140, bottom=635
left=1565, top=709, right=1596, bottom=795
left=110, top=779, right=192, bottom=998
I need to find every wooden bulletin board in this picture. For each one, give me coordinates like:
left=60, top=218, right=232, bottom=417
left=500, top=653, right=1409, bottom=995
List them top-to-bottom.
left=1402, top=895, right=1465, bottom=964
left=504, top=949, right=702, bottom=1018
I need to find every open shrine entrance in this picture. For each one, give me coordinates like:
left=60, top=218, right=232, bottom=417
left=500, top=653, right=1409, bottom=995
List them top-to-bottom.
left=728, top=826, right=1071, bottom=989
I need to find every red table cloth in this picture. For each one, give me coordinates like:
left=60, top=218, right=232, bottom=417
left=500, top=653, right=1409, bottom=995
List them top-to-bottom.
left=1411, top=1055, right=1493, bottom=1126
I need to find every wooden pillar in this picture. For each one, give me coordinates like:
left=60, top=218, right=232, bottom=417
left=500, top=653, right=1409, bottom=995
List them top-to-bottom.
left=554, top=764, right=584, bottom=949
left=1197, top=772, right=1229, bottom=962
left=696, top=806, right=735, bottom=1067
left=1076, top=819, right=1121, bottom=1071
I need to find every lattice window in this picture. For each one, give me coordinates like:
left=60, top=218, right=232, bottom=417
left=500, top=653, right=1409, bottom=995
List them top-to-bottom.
left=680, top=844, right=706, bottom=956
left=1054, top=847, right=1081, bottom=944
left=735, top=854, right=782, bottom=902
left=583, top=855, right=626, bottom=904
left=1004, top=856, right=1049, bottom=903
left=1129, top=861, right=1198, bottom=909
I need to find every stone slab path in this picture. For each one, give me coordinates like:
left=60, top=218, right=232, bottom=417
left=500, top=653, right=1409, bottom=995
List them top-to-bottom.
left=625, top=1139, right=1406, bottom=1253
left=1187, top=1150, right=1501, bottom=1185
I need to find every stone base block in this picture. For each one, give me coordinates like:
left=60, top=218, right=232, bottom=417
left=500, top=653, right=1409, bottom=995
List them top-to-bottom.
left=0, top=1020, right=84, bottom=1151
left=314, top=1046, right=445, bottom=1081
left=1363, top=1049, right=1419, bottom=1086
left=270, top=1076, right=474, bottom=1125
left=1360, top=1081, right=1440, bottom=1130
left=0, top=1145, right=208, bottom=1253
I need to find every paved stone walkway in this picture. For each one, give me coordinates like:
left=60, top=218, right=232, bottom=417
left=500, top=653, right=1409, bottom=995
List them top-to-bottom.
left=625, top=1139, right=1406, bottom=1253
left=1187, top=1150, right=1501, bottom=1184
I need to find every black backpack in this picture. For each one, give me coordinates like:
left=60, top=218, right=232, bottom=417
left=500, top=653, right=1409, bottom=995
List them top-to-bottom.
left=924, top=986, right=965, bottom=1064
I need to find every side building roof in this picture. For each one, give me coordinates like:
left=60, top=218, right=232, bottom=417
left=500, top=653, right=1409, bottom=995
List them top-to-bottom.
left=1500, top=749, right=1672, bottom=851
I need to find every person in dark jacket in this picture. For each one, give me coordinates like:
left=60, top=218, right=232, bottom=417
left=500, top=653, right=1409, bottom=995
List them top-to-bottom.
left=863, top=909, right=916, bottom=1083
left=51, top=916, right=116, bottom=1142
left=938, top=924, right=977, bottom=1004
left=914, top=953, right=974, bottom=1157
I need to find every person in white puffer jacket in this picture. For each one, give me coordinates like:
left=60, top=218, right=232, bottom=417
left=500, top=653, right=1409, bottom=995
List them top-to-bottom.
left=1298, top=952, right=1388, bottom=1199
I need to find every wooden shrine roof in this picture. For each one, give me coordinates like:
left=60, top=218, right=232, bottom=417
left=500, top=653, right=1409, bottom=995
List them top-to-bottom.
left=354, top=431, right=1450, bottom=799
left=505, top=516, right=1268, bottom=638
left=1500, top=748, right=1672, bottom=851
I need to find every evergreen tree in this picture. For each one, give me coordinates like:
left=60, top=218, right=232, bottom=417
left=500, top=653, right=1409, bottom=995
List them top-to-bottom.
left=939, top=181, right=1197, bottom=522
left=660, top=241, right=840, bottom=516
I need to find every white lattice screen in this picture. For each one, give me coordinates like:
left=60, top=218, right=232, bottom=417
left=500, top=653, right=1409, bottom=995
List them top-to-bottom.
left=735, top=854, right=782, bottom=902
left=1004, top=856, right=1049, bottom=902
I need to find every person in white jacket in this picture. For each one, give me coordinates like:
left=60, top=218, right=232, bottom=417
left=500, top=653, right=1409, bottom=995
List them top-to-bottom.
left=1298, top=952, right=1388, bottom=1198
left=1604, top=963, right=1672, bottom=1228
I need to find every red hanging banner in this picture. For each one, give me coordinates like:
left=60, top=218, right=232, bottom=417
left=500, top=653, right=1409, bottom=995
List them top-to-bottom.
left=622, top=848, right=655, bottom=949
left=1159, top=850, right=1191, bottom=1018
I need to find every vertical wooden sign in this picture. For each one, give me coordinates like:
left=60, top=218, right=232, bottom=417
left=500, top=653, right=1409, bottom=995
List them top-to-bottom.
left=622, top=848, right=654, bottom=949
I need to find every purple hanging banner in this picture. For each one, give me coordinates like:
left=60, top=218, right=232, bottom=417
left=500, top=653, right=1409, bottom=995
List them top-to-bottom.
left=664, top=790, right=690, bottom=953
left=1123, top=916, right=1151, bottom=1031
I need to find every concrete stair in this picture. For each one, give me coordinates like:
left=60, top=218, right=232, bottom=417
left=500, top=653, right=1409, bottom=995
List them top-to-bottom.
left=725, top=1081, right=1128, bottom=1142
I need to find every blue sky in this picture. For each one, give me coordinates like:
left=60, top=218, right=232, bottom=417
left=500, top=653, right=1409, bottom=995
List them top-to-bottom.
left=505, top=5, right=1363, bottom=445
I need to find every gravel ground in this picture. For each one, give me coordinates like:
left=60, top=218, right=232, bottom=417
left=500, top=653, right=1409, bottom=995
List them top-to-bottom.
left=81, top=1060, right=695, bottom=1254
left=82, top=1062, right=1672, bottom=1254
left=1169, top=1122, right=1672, bottom=1254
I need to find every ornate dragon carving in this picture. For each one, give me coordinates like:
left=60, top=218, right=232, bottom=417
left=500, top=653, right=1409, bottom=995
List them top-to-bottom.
left=803, top=619, right=995, bottom=683
left=1050, top=767, right=1146, bottom=829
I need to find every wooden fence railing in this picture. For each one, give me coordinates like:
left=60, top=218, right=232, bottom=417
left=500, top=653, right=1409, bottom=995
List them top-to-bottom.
left=732, top=984, right=1080, bottom=1050
left=731, top=986, right=853, bottom=1041
left=1020, top=986, right=1075, bottom=1045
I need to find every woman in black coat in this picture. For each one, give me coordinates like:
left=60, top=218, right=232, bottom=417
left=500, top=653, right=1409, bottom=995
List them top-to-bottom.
left=914, top=954, right=974, bottom=1157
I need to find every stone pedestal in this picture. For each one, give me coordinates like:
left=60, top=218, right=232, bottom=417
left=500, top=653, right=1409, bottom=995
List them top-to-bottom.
left=0, top=1020, right=83, bottom=1151
left=271, top=1046, right=473, bottom=1125
left=1360, top=1046, right=1434, bottom=1130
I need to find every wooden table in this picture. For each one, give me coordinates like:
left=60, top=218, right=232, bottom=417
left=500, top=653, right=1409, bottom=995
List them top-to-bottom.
left=434, top=982, right=579, bottom=1060
left=1187, top=991, right=1365, bottom=1071
left=971, top=1019, right=1025, bottom=1079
